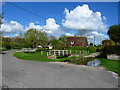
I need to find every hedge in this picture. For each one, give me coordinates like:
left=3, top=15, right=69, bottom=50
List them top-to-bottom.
left=67, top=46, right=99, bottom=53
left=98, top=46, right=120, bottom=58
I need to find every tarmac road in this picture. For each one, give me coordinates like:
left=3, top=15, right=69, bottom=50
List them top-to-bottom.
left=2, top=50, right=118, bottom=88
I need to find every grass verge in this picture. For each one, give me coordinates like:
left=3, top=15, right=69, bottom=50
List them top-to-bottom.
left=0, top=49, right=10, bottom=51
left=13, top=52, right=89, bottom=62
left=99, top=58, right=120, bottom=76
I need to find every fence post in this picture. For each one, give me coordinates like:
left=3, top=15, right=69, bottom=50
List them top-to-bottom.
left=54, top=50, right=55, bottom=55
left=58, top=50, right=60, bottom=56
left=63, top=50, right=64, bottom=56
left=70, top=50, right=71, bottom=54
left=76, top=50, right=77, bottom=54
left=41, top=51, right=43, bottom=55
left=80, top=51, right=81, bottom=54
left=83, top=51, right=84, bottom=53
left=47, top=52, right=48, bottom=56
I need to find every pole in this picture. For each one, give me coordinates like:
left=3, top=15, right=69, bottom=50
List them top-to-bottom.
left=94, top=36, right=95, bottom=46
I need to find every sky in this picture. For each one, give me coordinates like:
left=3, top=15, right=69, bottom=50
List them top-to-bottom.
left=1, top=2, right=118, bottom=45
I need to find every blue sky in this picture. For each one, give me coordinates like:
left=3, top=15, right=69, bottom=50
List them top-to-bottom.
left=1, top=2, right=118, bottom=45
left=3, top=2, right=118, bottom=26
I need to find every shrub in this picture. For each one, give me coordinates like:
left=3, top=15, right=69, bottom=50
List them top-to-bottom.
left=67, top=46, right=97, bottom=53
left=98, top=46, right=120, bottom=58
left=36, top=48, right=43, bottom=52
left=96, top=49, right=100, bottom=52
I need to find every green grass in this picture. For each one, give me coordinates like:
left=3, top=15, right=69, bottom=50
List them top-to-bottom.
left=0, top=49, right=10, bottom=51
left=14, top=52, right=89, bottom=62
left=99, top=58, right=120, bottom=76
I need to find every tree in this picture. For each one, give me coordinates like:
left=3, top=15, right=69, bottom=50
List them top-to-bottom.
left=107, top=25, right=120, bottom=45
left=24, top=29, right=48, bottom=48
left=58, top=35, right=68, bottom=49
left=2, top=37, right=12, bottom=49
left=102, top=39, right=115, bottom=47
left=89, top=43, right=93, bottom=46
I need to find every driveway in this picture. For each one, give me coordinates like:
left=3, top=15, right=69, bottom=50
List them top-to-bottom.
left=2, top=50, right=118, bottom=88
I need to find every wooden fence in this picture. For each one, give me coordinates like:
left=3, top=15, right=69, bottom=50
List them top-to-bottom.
left=46, top=50, right=89, bottom=56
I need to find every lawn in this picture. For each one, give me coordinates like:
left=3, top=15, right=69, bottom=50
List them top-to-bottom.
left=0, top=49, right=9, bottom=51
left=14, top=52, right=88, bottom=62
left=99, top=58, right=120, bottom=76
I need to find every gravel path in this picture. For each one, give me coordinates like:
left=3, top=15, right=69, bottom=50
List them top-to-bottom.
left=2, top=50, right=118, bottom=88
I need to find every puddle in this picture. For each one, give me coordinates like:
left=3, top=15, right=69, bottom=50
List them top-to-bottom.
left=65, top=57, right=101, bottom=66
left=87, top=59, right=101, bottom=66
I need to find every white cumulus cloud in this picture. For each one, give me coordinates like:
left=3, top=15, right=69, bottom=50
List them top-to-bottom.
left=62, top=4, right=107, bottom=33
left=43, top=18, right=65, bottom=37
left=44, top=18, right=60, bottom=32
left=0, top=21, right=24, bottom=33
left=25, top=22, right=43, bottom=31
left=88, top=31, right=109, bottom=45
left=65, top=33, right=75, bottom=36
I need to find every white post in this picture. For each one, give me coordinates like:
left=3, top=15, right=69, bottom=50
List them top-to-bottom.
left=59, top=50, right=60, bottom=56
left=63, top=50, right=64, bottom=56
left=70, top=50, right=71, bottom=54
left=41, top=51, right=43, bottom=55
left=54, top=51, right=56, bottom=56
left=83, top=51, right=84, bottom=53
left=47, top=52, right=48, bottom=56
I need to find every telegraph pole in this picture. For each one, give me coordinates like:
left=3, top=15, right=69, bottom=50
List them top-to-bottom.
left=94, top=36, right=95, bottom=46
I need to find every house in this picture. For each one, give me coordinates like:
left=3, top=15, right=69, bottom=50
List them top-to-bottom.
left=67, top=36, right=88, bottom=47
left=41, top=44, right=53, bottom=50
left=48, top=44, right=53, bottom=49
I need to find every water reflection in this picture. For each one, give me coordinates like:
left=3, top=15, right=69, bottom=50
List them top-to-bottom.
left=65, top=57, right=101, bottom=66
left=87, top=59, right=101, bottom=66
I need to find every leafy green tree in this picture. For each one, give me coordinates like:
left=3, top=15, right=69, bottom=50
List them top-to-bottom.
left=107, top=25, right=120, bottom=45
left=24, top=29, right=48, bottom=48
left=12, top=35, right=25, bottom=49
left=48, top=35, right=67, bottom=50
left=58, top=35, right=68, bottom=49
left=48, top=36, right=58, bottom=49
left=102, top=39, right=115, bottom=47
left=2, top=41, right=11, bottom=49
left=89, top=43, right=93, bottom=46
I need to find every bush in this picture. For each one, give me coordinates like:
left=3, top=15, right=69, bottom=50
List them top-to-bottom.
left=3, top=42, right=11, bottom=49
left=67, top=46, right=98, bottom=53
left=98, top=46, right=120, bottom=58
left=36, top=48, right=43, bottom=52
left=36, top=48, right=50, bottom=52
left=96, top=49, right=100, bottom=52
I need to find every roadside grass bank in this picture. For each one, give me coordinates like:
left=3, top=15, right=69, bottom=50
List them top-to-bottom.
left=0, top=49, right=10, bottom=51
left=13, top=52, right=90, bottom=62
left=99, top=58, right=120, bottom=76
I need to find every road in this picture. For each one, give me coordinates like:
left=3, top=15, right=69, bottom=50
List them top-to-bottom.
left=2, top=50, right=118, bottom=88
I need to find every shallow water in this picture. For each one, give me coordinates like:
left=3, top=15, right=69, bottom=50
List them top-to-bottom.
left=66, top=57, right=101, bottom=66
left=87, top=59, right=101, bottom=66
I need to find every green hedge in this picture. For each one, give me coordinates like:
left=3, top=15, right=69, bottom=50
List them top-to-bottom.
left=67, top=46, right=98, bottom=53
left=98, top=46, right=120, bottom=58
